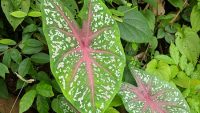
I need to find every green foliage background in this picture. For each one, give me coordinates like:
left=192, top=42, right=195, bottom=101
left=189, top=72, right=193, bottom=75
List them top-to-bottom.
left=0, top=0, right=200, bottom=113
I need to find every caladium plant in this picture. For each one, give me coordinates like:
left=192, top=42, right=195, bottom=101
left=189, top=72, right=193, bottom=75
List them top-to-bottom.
left=41, top=0, right=125, bottom=113
left=119, top=65, right=190, bottom=113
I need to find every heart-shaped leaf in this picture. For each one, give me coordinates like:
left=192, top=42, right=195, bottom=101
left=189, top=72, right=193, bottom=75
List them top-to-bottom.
left=1, top=0, right=30, bottom=30
left=41, top=0, right=126, bottom=112
left=119, top=66, right=190, bottom=113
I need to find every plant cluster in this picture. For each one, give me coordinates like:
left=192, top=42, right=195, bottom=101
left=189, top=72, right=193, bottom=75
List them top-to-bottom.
left=0, top=0, right=199, bottom=113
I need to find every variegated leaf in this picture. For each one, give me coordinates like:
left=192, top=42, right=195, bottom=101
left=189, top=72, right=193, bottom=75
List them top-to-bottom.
left=41, top=0, right=126, bottom=113
left=119, top=66, right=190, bottom=113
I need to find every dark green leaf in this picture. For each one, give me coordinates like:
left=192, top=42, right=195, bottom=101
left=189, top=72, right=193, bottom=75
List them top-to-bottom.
left=144, top=0, right=157, bottom=7
left=168, top=0, right=184, bottom=9
left=118, top=9, right=153, bottom=43
left=142, top=9, right=155, bottom=31
left=23, top=24, right=38, bottom=34
left=157, top=28, right=165, bottom=39
left=22, top=39, right=43, bottom=54
left=0, top=44, right=9, bottom=52
left=10, top=48, right=22, bottom=64
left=2, top=51, right=11, bottom=67
left=31, top=53, right=50, bottom=64
left=18, top=58, right=31, bottom=77
left=0, top=63, right=9, bottom=79
left=36, top=71, right=51, bottom=84
left=0, top=78, right=9, bottom=99
left=16, top=79, right=27, bottom=90
left=51, top=79, right=62, bottom=93
left=36, top=82, right=54, bottom=97
left=19, top=90, right=36, bottom=113
left=37, top=95, right=49, bottom=113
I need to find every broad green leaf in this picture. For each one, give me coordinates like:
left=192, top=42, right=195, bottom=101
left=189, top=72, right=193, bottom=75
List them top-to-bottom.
left=1, top=0, right=30, bottom=30
left=11, top=0, right=22, bottom=8
left=41, top=0, right=125, bottom=112
left=61, top=0, right=79, bottom=17
left=144, top=0, right=157, bottom=7
left=168, top=0, right=184, bottom=9
left=191, top=5, right=200, bottom=32
left=110, top=9, right=124, bottom=17
left=118, top=9, right=153, bottom=43
left=142, top=9, right=155, bottom=31
left=10, top=11, right=27, bottom=18
left=28, top=11, right=42, bottom=17
left=23, top=24, right=38, bottom=34
left=165, top=24, right=177, bottom=33
left=175, top=27, right=200, bottom=65
left=157, top=28, right=165, bottom=39
left=164, top=32, right=175, bottom=44
left=149, top=36, right=158, bottom=51
left=0, top=39, right=16, bottom=45
left=21, top=39, right=43, bottom=54
left=170, top=43, right=179, bottom=65
left=0, top=44, right=9, bottom=52
left=10, top=48, right=22, bottom=64
left=2, top=50, right=11, bottom=67
left=31, top=53, right=50, bottom=64
left=154, top=54, right=175, bottom=64
left=179, top=55, right=187, bottom=71
left=18, top=58, right=31, bottom=77
left=146, top=59, right=171, bottom=81
left=10, top=62, right=19, bottom=73
left=185, top=62, right=194, bottom=76
left=0, top=63, right=9, bottom=79
left=192, top=64, right=200, bottom=79
left=170, top=65, right=179, bottom=79
left=119, top=67, right=190, bottom=113
left=36, top=71, right=51, bottom=84
left=173, top=71, right=200, bottom=88
left=0, top=78, right=9, bottom=99
left=16, top=79, right=27, bottom=90
left=51, top=79, right=62, bottom=93
left=36, top=82, right=54, bottom=97
left=19, top=90, right=36, bottom=113
left=37, top=95, right=49, bottom=113
left=51, top=95, right=79, bottom=113
left=104, top=107, right=119, bottom=113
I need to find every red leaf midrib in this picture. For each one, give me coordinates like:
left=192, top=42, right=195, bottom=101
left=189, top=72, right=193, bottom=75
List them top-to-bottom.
left=51, top=0, right=115, bottom=109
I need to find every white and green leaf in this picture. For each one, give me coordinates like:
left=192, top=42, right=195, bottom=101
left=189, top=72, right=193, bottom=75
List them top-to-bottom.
left=41, top=0, right=126, bottom=112
left=119, top=66, right=190, bottom=113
